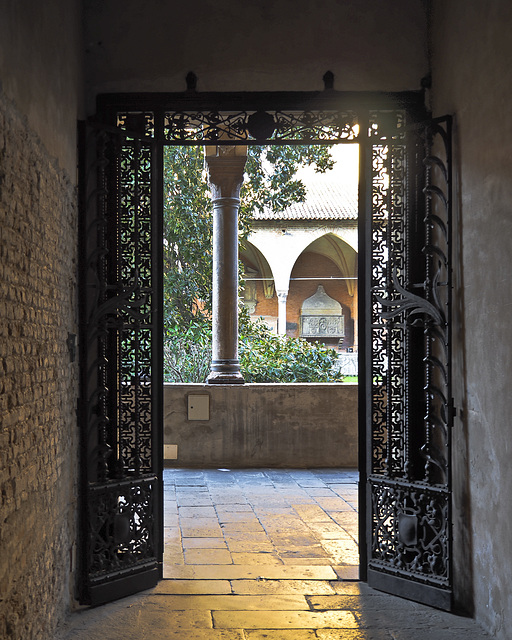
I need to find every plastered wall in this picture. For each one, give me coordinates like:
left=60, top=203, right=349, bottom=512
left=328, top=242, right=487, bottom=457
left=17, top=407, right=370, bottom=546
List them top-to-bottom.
left=0, top=0, right=84, bottom=178
left=84, top=0, right=428, bottom=109
left=431, top=1, right=512, bottom=636
left=164, top=383, right=358, bottom=468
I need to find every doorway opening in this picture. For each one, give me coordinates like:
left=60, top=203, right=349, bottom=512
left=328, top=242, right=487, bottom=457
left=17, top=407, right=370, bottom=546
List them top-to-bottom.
left=79, top=90, right=453, bottom=610
left=161, top=139, right=361, bottom=577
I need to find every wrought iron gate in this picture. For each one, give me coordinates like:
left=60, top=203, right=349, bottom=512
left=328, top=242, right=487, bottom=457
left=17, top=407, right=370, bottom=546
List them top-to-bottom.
left=79, top=86, right=453, bottom=608
left=365, top=115, right=453, bottom=609
left=79, top=122, right=163, bottom=605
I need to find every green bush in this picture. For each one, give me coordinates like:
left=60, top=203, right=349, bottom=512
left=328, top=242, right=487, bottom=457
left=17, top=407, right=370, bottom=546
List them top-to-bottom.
left=163, top=314, right=344, bottom=384
left=239, top=317, right=344, bottom=383
left=163, top=321, right=211, bottom=383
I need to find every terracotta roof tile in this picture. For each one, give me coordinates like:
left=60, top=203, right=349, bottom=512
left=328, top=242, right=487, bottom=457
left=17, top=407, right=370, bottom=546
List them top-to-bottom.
left=253, top=145, right=358, bottom=221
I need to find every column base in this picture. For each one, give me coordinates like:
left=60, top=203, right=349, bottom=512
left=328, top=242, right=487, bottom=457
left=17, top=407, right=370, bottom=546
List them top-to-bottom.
left=207, top=359, right=245, bottom=385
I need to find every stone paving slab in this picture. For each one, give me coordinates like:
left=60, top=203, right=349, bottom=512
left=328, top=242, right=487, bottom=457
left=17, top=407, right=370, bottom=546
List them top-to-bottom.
left=176, top=495, right=214, bottom=506
left=314, top=496, right=354, bottom=511
left=215, top=503, right=254, bottom=513
left=293, top=504, right=337, bottom=521
left=179, top=506, right=218, bottom=518
left=217, top=511, right=258, bottom=523
left=180, top=518, right=224, bottom=537
left=221, top=520, right=266, bottom=533
left=307, top=522, right=355, bottom=538
left=268, top=533, right=322, bottom=546
left=183, top=537, right=228, bottom=549
left=321, top=540, right=359, bottom=564
left=227, top=543, right=276, bottom=553
left=276, top=544, right=330, bottom=558
left=184, top=548, right=234, bottom=564
left=230, top=552, right=284, bottom=565
left=280, top=557, right=333, bottom=565
left=164, top=564, right=339, bottom=580
left=332, top=565, right=360, bottom=580
left=154, top=579, right=232, bottom=594
left=228, top=579, right=337, bottom=596
left=149, top=594, right=309, bottom=610
left=352, top=608, right=487, bottom=630
left=212, top=609, right=359, bottom=629
left=388, top=630, right=490, bottom=639
left=244, top=631, right=317, bottom=640
left=161, top=632, right=245, bottom=640
left=316, top=632, right=392, bottom=640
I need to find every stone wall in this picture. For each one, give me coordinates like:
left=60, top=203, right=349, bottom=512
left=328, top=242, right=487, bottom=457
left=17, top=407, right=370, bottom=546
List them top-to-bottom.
left=0, top=91, right=78, bottom=639
left=164, top=383, right=358, bottom=468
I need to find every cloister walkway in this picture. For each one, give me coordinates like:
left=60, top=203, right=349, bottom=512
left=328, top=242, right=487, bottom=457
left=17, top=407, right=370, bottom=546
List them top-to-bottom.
left=60, top=469, right=489, bottom=639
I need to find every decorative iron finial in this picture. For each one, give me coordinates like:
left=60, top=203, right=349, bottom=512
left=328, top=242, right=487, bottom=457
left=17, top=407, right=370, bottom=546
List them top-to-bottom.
left=323, top=70, right=334, bottom=90
left=186, top=71, right=198, bottom=92
left=421, top=74, right=432, bottom=89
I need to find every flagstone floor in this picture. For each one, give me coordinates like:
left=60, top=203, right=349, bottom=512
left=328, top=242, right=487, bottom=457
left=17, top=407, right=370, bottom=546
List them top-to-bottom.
left=60, top=469, right=490, bottom=639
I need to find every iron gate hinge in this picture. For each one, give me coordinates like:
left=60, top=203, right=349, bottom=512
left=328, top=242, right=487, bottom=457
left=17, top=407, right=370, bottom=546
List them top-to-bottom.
left=449, top=397, right=457, bottom=421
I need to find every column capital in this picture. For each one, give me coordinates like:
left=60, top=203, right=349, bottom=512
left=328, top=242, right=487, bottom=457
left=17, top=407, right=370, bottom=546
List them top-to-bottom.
left=205, top=148, right=247, bottom=200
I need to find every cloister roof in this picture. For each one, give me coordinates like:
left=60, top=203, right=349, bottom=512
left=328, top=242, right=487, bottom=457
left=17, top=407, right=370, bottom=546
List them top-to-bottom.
left=253, top=144, right=359, bottom=221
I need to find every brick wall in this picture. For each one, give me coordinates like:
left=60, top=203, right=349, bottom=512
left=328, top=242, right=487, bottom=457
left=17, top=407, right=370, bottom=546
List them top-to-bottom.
left=0, top=92, right=78, bottom=639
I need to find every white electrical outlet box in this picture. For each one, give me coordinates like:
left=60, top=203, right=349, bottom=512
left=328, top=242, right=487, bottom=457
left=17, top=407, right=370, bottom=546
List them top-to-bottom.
left=188, top=394, right=210, bottom=420
left=164, top=444, right=178, bottom=459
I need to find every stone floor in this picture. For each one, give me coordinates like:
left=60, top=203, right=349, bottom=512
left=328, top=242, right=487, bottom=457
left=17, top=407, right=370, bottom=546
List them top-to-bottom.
left=60, top=469, right=490, bottom=639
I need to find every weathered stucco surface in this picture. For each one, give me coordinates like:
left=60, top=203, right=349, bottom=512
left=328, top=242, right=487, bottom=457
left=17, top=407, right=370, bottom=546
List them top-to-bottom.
left=0, top=0, right=83, bottom=177
left=84, top=0, right=428, bottom=106
left=431, top=1, right=512, bottom=636
left=164, top=384, right=358, bottom=468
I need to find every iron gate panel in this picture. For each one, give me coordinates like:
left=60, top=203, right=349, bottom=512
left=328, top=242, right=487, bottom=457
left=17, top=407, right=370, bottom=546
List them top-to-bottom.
left=365, top=115, right=453, bottom=609
left=79, top=122, right=163, bottom=605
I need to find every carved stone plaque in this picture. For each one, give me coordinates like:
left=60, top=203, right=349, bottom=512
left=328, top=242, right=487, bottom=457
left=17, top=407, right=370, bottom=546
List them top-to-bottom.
left=300, top=315, right=344, bottom=338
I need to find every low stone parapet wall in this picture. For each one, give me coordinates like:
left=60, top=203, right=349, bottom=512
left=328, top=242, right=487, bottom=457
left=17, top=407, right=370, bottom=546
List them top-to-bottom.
left=164, top=383, right=358, bottom=468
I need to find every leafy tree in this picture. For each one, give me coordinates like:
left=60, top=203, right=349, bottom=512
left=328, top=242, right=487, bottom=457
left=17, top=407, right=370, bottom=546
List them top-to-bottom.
left=163, top=144, right=342, bottom=383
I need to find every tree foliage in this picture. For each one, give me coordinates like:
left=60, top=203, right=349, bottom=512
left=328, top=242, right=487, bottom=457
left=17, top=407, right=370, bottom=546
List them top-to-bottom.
left=163, top=144, right=343, bottom=383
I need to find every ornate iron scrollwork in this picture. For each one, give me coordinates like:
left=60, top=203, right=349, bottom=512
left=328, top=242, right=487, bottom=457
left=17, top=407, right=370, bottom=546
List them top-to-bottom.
left=162, top=109, right=358, bottom=144
left=367, top=115, right=453, bottom=605
left=80, top=123, right=161, bottom=604
left=89, top=478, right=155, bottom=579
left=371, top=479, right=450, bottom=584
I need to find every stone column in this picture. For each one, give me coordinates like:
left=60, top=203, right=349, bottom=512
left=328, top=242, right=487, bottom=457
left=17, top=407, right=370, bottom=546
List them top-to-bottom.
left=205, top=146, right=247, bottom=384
left=277, top=290, right=288, bottom=336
